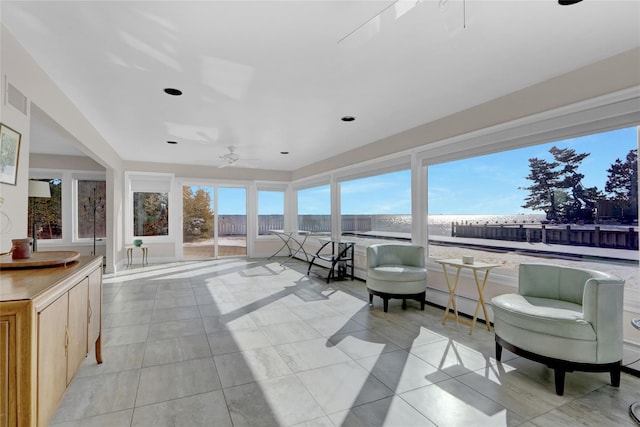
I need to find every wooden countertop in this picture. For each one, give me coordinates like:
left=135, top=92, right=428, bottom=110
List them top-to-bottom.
left=0, top=250, right=80, bottom=269
left=0, top=255, right=102, bottom=303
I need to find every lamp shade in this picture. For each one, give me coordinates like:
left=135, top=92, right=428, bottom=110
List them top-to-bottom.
left=28, top=180, right=51, bottom=198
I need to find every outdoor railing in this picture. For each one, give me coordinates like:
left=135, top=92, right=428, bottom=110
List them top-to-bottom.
left=213, top=215, right=639, bottom=251
left=218, top=215, right=375, bottom=236
left=452, top=222, right=639, bottom=250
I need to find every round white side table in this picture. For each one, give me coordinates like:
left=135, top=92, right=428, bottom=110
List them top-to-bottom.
left=631, top=317, right=640, bottom=425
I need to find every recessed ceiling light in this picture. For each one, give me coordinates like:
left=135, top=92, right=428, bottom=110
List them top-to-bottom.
left=558, top=0, right=583, bottom=5
left=164, top=88, right=182, bottom=96
left=341, top=116, right=355, bottom=122
left=167, top=141, right=178, bottom=145
left=280, top=151, right=289, bottom=155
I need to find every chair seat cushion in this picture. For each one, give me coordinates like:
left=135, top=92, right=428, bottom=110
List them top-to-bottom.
left=368, top=265, right=427, bottom=282
left=492, top=294, right=596, bottom=341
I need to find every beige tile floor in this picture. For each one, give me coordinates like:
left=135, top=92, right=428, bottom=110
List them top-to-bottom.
left=50, top=258, right=640, bottom=427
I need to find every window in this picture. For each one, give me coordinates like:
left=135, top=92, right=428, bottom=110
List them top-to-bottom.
left=427, top=126, right=638, bottom=290
left=340, top=169, right=411, bottom=240
left=128, top=173, right=173, bottom=239
left=28, top=178, right=62, bottom=240
left=77, top=180, right=106, bottom=239
left=297, top=184, right=330, bottom=232
left=258, top=190, right=284, bottom=235
left=133, top=192, right=169, bottom=237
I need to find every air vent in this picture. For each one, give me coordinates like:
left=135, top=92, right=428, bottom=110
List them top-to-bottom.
left=6, top=82, right=27, bottom=115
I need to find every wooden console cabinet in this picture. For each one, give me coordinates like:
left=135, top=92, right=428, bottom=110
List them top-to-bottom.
left=0, top=256, right=103, bottom=427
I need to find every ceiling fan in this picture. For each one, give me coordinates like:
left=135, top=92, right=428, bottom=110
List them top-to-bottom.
left=192, top=145, right=258, bottom=168
left=218, top=146, right=240, bottom=167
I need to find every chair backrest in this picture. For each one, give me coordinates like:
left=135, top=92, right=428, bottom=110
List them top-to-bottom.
left=367, top=244, right=425, bottom=268
left=518, top=263, right=612, bottom=305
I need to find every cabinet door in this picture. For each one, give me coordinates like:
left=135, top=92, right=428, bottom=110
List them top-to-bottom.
left=87, top=267, right=102, bottom=346
left=67, top=278, right=89, bottom=385
left=38, top=295, right=69, bottom=427
left=0, top=316, right=14, bottom=427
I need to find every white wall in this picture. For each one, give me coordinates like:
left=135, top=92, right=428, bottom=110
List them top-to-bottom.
left=1, top=24, right=125, bottom=271
left=1, top=30, right=31, bottom=251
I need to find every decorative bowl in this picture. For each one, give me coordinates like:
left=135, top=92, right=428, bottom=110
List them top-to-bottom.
left=133, top=239, right=143, bottom=247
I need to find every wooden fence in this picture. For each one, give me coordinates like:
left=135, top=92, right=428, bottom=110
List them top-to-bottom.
left=220, top=215, right=372, bottom=236
left=220, top=216, right=639, bottom=250
left=452, top=222, right=639, bottom=250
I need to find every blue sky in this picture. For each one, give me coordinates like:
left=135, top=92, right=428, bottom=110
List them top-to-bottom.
left=202, top=126, right=638, bottom=216
left=310, top=126, right=637, bottom=215
left=428, top=126, right=637, bottom=215
left=340, top=173, right=411, bottom=215
left=191, top=187, right=247, bottom=215
left=192, top=187, right=286, bottom=215
left=258, top=190, right=284, bottom=215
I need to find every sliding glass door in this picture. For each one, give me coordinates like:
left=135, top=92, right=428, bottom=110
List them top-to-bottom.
left=182, top=185, right=246, bottom=259
left=182, top=185, right=215, bottom=258
left=217, top=187, right=247, bottom=257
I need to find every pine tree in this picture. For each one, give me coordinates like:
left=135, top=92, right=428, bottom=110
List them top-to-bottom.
left=522, top=146, right=602, bottom=222
left=550, top=146, right=601, bottom=221
left=605, top=149, right=638, bottom=220
left=521, top=157, right=562, bottom=220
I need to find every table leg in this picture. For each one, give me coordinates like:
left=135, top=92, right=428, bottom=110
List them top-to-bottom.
left=288, top=233, right=310, bottom=263
left=273, top=234, right=292, bottom=257
left=280, top=235, right=296, bottom=267
left=307, top=240, right=331, bottom=277
left=335, top=242, right=353, bottom=280
left=127, top=247, right=132, bottom=267
left=142, top=247, right=148, bottom=266
left=441, top=265, right=462, bottom=325
left=470, top=269, right=492, bottom=334
left=95, top=334, right=102, bottom=364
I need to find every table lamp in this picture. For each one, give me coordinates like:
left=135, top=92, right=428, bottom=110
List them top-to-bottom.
left=28, top=180, right=51, bottom=252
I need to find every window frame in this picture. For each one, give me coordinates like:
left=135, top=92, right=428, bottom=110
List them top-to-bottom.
left=417, top=88, right=640, bottom=255
left=413, top=89, right=640, bottom=307
left=338, top=167, right=413, bottom=242
left=28, top=169, right=108, bottom=246
left=125, top=172, right=175, bottom=243
left=27, top=174, right=64, bottom=243
left=73, top=174, right=107, bottom=243
left=294, top=180, right=332, bottom=234
left=256, top=185, right=287, bottom=238
left=132, top=191, right=170, bottom=238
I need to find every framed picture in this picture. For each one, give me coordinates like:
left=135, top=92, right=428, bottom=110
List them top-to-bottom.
left=0, top=123, right=21, bottom=185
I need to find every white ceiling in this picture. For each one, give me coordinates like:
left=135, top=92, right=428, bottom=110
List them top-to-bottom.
left=3, top=1, right=640, bottom=171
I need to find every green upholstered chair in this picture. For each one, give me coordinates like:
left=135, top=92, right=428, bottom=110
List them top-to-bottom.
left=366, top=244, right=427, bottom=312
left=492, top=263, right=624, bottom=395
